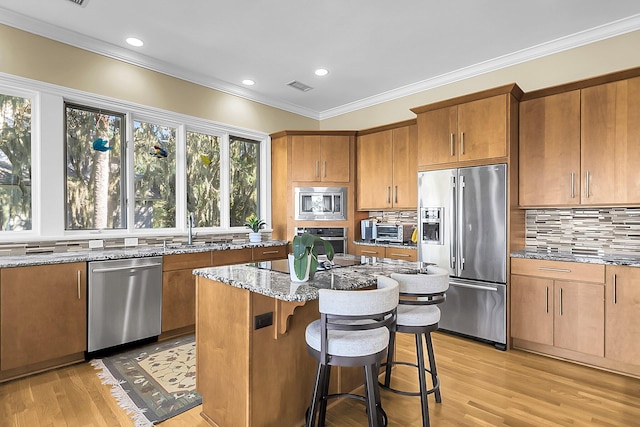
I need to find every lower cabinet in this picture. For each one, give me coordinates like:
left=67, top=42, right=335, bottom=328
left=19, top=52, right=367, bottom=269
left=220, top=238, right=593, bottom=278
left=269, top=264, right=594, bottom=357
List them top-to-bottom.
left=354, top=244, right=417, bottom=261
left=511, top=258, right=640, bottom=377
left=0, top=262, right=87, bottom=379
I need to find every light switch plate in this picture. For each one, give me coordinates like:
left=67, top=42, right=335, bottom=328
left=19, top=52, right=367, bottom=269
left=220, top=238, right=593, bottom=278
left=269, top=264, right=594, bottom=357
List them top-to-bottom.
left=124, top=237, right=138, bottom=247
left=88, top=239, right=104, bottom=249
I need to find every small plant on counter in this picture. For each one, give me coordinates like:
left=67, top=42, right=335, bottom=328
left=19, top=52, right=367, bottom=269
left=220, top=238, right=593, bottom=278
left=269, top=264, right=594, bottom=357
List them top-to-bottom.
left=244, top=214, right=266, bottom=232
left=291, top=232, right=335, bottom=281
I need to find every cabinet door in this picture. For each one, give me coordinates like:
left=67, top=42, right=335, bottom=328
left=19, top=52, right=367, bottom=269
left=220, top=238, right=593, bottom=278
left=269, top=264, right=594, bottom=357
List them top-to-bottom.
left=612, top=77, right=640, bottom=204
left=581, top=83, right=617, bottom=205
left=519, top=91, right=581, bottom=206
left=457, top=94, right=507, bottom=162
left=417, top=106, right=457, bottom=166
left=391, top=125, right=417, bottom=209
left=356, top=130, right=393, bottom=210
left=290, top=135, right=320, bottom=181
left=320, top=135, right=351, bottom=182
left=1, top=263, right=86, bottom=371
left=605, top=265, right=640, bottom=365
left=162, top=269, right=196, bottom=332
left=510, top=275, right=553, bottom=346
left=553, top=281, right=604, bottom=357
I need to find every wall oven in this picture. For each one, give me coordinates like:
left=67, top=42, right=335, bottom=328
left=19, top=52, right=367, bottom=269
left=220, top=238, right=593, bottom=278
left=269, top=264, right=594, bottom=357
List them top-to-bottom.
left=294, top=187, right=347, bottom=221
left=295, top=227, right=347, bottom=254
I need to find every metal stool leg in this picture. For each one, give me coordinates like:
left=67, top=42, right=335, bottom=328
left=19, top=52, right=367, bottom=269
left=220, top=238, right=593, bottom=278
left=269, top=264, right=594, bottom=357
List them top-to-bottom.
left=383, top=328, right=397, bottom=387
left=425, top=332, right=442, bottom=403
left=415, top=333, right=431, bottom=427
left=307, top=363, right=323, bottom=427
left=364, top=363, right=380, bottom=427
left=318, top=365, right=331, bottom=427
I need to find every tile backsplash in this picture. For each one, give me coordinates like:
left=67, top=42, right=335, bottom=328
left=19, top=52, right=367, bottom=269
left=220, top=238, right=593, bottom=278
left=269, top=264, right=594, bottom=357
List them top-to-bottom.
left=526, top=208, right=640, bottom=256
left=367, top=210, right=418, bottom=225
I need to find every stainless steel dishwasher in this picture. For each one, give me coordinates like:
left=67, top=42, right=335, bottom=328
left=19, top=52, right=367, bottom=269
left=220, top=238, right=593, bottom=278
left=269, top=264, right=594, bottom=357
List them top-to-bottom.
left=88, top=257, right=163, bottom=353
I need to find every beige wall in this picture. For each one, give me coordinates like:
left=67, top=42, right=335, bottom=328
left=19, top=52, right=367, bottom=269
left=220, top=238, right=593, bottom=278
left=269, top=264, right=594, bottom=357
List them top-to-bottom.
left=2, top=23, right=640, bottom=133
left=0, top=24, right=318, bottom=134
left=321, top=29, right=640, bottom=130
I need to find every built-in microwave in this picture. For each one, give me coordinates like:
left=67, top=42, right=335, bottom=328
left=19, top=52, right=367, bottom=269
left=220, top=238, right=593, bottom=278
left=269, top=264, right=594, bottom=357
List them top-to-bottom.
left=294, top=187, right=347, bottom=221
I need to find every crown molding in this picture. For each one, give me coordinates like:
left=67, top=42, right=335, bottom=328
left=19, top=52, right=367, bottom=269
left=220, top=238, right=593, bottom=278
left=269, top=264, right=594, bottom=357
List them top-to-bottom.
left=2, top=7, right=639, bottom=122
left=318, top=14, right=640, bottom=120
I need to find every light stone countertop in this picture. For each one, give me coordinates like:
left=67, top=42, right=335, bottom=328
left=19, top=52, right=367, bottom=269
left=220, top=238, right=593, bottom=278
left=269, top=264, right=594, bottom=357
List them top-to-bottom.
left=0, top=240, right=289, bottom=268
left=353, top=240, right=417, bottom=250
left=510, top=249, right=640, bottom=268
left=193, top=254, right=422, bottom=302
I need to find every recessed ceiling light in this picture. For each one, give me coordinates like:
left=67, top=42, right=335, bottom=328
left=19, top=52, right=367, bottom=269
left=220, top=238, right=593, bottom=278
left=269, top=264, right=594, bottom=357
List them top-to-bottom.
left=126, top=37, right=144, bottom=47
left=315, top=68, right=329, bottom=77
left=242, top=79, right=255, bottom=86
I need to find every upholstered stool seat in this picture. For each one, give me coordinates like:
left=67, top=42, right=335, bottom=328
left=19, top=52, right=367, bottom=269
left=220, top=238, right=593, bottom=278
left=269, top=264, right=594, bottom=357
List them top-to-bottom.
left=381, top=267, right=449, bottom=427
left=305, top=275, right=399, bottom=427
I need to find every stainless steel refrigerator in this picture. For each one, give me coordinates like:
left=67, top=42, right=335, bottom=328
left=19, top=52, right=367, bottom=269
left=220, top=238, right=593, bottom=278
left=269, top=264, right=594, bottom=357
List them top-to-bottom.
left=418, top=164, right=507, bottom=349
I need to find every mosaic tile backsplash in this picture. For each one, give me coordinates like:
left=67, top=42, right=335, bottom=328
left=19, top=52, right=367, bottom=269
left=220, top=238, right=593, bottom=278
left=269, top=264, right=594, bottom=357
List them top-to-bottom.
left=526, top=208, right=640, bottom=257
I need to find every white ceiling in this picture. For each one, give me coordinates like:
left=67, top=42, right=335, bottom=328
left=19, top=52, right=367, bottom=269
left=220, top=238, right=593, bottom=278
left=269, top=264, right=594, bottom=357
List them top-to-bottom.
left=1, top=0, right=640, bottom=120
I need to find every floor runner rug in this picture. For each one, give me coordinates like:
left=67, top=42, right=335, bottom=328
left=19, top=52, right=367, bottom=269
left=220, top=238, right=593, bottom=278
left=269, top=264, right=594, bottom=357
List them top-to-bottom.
left=90, top=335, right=201, bottom=426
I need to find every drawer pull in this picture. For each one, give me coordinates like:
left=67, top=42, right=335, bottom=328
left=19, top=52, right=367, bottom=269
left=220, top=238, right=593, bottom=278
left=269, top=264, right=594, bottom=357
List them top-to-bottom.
left=261, top=250, right=279, bottom=255
left=361, top=250, right=379, bottom=255
left=389, top=253, right=410, bottom=258
left=538, top=267, right=571, bottom=273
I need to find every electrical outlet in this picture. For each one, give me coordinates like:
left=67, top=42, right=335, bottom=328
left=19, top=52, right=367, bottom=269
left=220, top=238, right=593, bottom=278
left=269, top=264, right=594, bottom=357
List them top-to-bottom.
left=124, top=237, right=138, bottom=247
left=88, top=239, right=104, bottom=249
left=254, top=312, right=273, bottom=330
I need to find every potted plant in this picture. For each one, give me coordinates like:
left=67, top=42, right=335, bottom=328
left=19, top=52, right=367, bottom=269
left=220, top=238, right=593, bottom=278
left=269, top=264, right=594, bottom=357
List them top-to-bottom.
left=244, top=214, right=266, bottom=242
left=289, top=232, right=335, bottom=282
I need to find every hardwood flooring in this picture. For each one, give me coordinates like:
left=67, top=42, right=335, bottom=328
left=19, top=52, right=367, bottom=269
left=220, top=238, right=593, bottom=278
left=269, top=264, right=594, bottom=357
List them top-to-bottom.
left=1, top=332, right=639, bottom=426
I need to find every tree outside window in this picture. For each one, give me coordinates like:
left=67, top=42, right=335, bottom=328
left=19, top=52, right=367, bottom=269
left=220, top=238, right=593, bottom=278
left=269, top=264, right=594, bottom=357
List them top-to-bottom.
left=0, top=94, right=31, bottom=231
left=65, top=104, right=125, bottom=230
left=186, top=131, right=221, bottom=227
left=229, top=136, right=260, bottom=227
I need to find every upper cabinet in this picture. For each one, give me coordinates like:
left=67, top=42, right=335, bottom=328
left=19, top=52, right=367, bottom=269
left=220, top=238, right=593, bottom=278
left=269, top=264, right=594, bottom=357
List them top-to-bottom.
left=519, top=70, right=640, bottom=207
left=411, top=84, right=522, bottom=168
left=519, top=91, right=581, bottom=206
left=356, top=121, right=417, bottom=210
left=290, top=134, right=351, bottom=183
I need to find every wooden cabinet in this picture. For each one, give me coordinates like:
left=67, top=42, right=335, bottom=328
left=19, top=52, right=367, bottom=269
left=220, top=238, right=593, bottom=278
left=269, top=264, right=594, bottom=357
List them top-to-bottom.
left=519, top=73, right=640, bottom=207
left=581, top=77, right=640, bottom=205
left=412, top=85, right=521, bottom=168
left=519, top=90, right=581, bottom=206
left=357, top=122, right=417, bottom=210
left=291, top=135, right=351, bottom=183
left=354, top=244, right=417, bottom=262
left=252, top=245, right=287, bottom=261
left=162, top=252, right=212, bottom=335
left=510, top=258, right=606, bottom=361
left=0, top=262, right=86, bottom=378
left=604, top=265, right=640, bottom=365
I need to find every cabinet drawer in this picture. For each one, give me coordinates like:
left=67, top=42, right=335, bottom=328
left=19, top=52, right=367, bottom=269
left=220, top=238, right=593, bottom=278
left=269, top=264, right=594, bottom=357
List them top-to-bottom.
left=253, top=245, right=287, bottom=261
left=356, top=246, right=385, bottom=258
left=385, top=247, right=417, bottom=261
left=212, top=248, right=252, bottom=266
left=163, top=252, right=212, bottom=271
left=511, top=258, right=604, bottom=283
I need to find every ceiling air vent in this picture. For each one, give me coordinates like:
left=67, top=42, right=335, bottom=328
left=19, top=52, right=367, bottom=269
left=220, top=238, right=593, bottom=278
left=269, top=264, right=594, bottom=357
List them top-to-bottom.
left=67, top=0, right=86, bottom=5
left=287, top=80, right=313, bottom=92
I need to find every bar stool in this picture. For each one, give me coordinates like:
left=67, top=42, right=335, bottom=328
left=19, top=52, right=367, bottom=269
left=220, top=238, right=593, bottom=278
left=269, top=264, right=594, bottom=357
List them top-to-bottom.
left=381, top=267, right=449, bottom=427
left=305, top=275, right=399, bottom=427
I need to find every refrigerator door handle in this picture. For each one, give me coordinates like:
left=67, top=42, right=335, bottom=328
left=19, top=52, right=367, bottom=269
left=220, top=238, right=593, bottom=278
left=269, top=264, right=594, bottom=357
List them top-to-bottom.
left=450, top=175, right=457, bottom=270
left=458, top=175, right=465, bottom=272
left=449, top=281, right=499, bottom=292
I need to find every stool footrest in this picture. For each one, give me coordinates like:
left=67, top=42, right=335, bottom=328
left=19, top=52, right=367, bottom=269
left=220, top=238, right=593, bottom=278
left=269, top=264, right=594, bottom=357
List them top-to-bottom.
left=379, top=361, right=440, bottom=397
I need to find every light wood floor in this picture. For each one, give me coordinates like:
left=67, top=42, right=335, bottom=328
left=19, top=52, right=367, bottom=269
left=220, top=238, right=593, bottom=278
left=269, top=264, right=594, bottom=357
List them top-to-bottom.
left=1, top=332, right=639, bottom=426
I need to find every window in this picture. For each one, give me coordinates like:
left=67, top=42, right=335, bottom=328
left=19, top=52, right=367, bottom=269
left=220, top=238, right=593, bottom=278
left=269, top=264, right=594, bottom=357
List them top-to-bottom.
left=0, top=93, right=32, bottom=231
left=65, top=103, right=126, bottom=230
left=133, top=120, right=177, bottom=229
left=186, top=130, right=221, bottom=227
left=229, top=135, right=260, bottom=227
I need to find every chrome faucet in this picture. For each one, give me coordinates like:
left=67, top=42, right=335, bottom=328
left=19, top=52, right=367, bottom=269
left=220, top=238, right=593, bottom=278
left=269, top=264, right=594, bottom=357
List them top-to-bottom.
left=188, top=212, right=195, bottom=245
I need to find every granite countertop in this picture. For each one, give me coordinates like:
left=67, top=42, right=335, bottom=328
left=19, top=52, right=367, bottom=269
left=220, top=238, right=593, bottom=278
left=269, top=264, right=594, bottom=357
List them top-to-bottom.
left=0, top=240, right=289, bottom=268
left=353, top=240, right=417, bottom=250
left=510, top=250, right=640, bottom=268
left=193, top=254, right=422, bottom=302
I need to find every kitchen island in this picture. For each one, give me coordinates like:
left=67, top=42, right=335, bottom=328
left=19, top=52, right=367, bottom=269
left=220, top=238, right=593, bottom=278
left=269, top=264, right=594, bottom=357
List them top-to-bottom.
left=192, top=255, right=420, bottom=427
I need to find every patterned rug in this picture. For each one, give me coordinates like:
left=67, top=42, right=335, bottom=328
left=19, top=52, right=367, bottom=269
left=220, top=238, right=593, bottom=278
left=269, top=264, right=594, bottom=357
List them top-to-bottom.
left=90, top=335, right=201, bottom=426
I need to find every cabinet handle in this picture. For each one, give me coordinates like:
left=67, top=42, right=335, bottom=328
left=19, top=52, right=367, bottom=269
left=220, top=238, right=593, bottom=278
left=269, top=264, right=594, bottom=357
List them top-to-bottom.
left=460, top=132, right=465, bottom=155
left=450, top=133, right=455, bottom=157
left=315, top=160, right=319, bottom=178
left=323, top=161, right=327, bottom=178
left=585, top=171, right=590, bottom=198
left=570, top=172, right=575, bottom=198
left=387, top=186, right=391, bottom=204
left=394, top=186, right=398, bottom=204
left=261, top=250, right=279, bottom=255
left=361, top=250, right=378, bottom=255
left=389, top=253, right=411, bottom=258
left=538, top=267, right=571, bottom=273
left=77, top=270, right=81, bottom=300
left=613, top=273, right=617, bottom=305
left=545, top=286, right=549, bottom=313
left=559, top=287, right=563, bottom=316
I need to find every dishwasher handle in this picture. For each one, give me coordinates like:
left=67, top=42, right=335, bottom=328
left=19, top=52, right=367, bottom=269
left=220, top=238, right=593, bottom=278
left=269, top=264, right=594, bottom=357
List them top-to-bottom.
left=91, top=262, right=162, bottom=274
